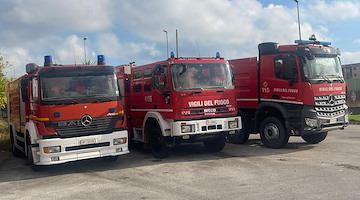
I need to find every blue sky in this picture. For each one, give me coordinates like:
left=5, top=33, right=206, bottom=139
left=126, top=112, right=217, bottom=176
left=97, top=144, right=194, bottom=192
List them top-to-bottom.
left=1, top=0, right=360, bottom=78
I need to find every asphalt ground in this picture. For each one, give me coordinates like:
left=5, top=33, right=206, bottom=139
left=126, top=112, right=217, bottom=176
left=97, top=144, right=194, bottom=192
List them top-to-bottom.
left=0, top=125, right=359, bottom=200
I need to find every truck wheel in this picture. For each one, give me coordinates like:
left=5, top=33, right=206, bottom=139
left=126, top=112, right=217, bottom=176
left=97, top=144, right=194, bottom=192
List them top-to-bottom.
left=259, top=117, right=289, bottom=149
left=150, top=126, right=171, bottom=159
left=10, top=129, right=23, bottom=157
left=227, top=129, right=250, bottom=144
left=301, top=132, right=328, bottom=144
left=203, top=134, right=226, bottom=152
left=26, top=139, right=42, bottom=171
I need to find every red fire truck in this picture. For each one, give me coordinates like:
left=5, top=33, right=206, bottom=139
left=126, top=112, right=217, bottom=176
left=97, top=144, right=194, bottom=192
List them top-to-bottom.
left=228, top=36, right=349, bottom=148
left=117, top=53, right=241, bottom=158
left=7, top=55, right=129, bottom=168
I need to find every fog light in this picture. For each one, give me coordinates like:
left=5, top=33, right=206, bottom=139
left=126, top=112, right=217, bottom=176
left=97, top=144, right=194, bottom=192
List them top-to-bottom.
left=305, top=118, right=318, bottom=127
left=228, top=121, right=238, bottom=129
left=181, top=125, right=194, bottom=133
left=113, top=137, right=127, bottom=145
left=43, top=146, right=61, bottom=154
left=116, top=148, right=123, bottom=152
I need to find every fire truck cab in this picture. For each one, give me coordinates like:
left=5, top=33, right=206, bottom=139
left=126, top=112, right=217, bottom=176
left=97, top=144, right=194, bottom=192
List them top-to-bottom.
left=229, top=36, right=349, bottom=148
left=117, top=53, right=241, bottom=158
left=7, top=55, right=129, bottom=169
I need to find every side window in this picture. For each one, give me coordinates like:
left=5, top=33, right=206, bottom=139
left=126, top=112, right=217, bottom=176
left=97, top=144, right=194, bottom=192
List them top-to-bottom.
left=274, top=55, right=298, bottom=81
left=274, top=58, right=285, bottom=79
left=152, top=65, right=167, bottom=91
left=144, top=68, right=152, bottom=92
left=132, top=70, right=142, bottom=93
left=133, top=70, right=142, bottom=80
left=32, top=77, right=38, bottom=102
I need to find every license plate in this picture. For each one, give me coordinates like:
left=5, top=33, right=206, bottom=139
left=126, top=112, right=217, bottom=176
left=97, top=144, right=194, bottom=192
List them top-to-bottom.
left=330, top=118, right=337, bottom=124
left=206, top=120, right=217, bottom=125
left=80, top=138, right=97, bottom=145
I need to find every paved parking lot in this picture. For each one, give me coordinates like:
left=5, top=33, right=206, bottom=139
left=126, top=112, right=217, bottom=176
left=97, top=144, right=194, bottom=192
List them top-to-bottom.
left=0, top=125, right=359, bottom=200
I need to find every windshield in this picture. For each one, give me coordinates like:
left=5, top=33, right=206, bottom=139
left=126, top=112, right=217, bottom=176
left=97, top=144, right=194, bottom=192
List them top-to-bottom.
left=301, top=56, right=343, bottom=79
left=171, top=63, right=233, bottom=91
left=41, top=74, right=119, bottom=102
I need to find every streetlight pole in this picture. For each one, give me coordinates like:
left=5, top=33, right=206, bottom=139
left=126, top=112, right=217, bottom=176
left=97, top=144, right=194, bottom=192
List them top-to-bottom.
left=294, top=0, right=302, bottom=41
left=163, top=30, right=169, bottom=58
left=83, top=37, right=87, bottom=64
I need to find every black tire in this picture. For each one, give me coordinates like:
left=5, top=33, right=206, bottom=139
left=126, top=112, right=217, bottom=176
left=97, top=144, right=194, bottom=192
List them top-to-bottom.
left=259, top=117, right=289, bottom=149
left=149, top=126, right=171, bottom=159
left=10, top=129, right=23, bottom=157
left=227, top=129, right=250, bottom=144
left=301, top=132, right=328, bottom=144
left=203, top=134, right=226, bottom=152
left=26, top=139, right=43, bottom=171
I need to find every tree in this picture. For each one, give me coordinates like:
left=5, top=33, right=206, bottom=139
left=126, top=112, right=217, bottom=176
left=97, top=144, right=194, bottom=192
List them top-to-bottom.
left=0, top=54, right=12, bottom=108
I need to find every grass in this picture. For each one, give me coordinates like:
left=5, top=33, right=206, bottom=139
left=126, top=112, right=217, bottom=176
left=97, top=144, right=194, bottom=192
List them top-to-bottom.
left=349, top=115, right=360, bottom=122
left=0, top=119, right=10, bottom=151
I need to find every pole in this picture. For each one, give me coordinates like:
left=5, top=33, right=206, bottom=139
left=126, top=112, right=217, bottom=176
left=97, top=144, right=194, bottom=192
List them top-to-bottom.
left=295, top=0, right=302, bottom=41
left=176, top=29, right=179, bottom=58
left=163, top=30, right=169, bottom=58
left=83, top=37, right=87, bottom=63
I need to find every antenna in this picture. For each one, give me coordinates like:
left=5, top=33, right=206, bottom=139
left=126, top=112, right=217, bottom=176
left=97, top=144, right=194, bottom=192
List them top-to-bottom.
left=294, top=0, right=302, bottom=41
left=176, top=29, right=179, bottom=58
left=163, top=30, right=169, bottom=59
left=196, top=40, right=201, bottom=58
left=73, top=45, right=77, bottom=65
left=52, top=49, right=57, bottom=64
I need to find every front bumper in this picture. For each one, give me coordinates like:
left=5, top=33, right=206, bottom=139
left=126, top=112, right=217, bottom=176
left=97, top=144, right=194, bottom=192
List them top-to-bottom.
left=302, top=114, right=349, bottom=135
left=171, top=116, right=242, bottom=137
left=32, top=130, right=129, bottom=165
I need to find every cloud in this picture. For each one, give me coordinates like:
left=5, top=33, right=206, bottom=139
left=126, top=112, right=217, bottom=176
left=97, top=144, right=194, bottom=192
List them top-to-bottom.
left=307, top=0, right=360, bottom=21
left=341, top=51, right=360, bottom=65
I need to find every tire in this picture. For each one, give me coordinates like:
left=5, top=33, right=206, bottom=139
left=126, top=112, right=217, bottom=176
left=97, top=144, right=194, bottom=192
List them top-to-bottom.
left=259, top=117, right=289, bottom=149
left=149, top=126, right=171, bottom=159
left=10, top=129, right=23, bottom=157
left=227, top=129, right=250, bottom=144
left=301, top=132, right=328, bottom=144
left=203, top=134, right=226, bottom=152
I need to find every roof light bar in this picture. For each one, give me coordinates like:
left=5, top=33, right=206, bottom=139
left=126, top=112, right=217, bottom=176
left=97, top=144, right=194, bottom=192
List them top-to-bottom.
left=294, top=40, right=331, bottom=46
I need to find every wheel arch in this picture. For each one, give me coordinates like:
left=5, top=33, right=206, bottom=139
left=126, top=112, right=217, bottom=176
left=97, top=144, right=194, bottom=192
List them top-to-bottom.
left=254, top=102, right=289, bottom=132
left=142, top=112, right=171, bottom=143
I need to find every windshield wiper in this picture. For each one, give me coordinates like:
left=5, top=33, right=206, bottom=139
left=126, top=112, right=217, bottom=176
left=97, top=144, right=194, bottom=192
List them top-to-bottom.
left=179, top=63, right=188, bottom=75
left=314, top=75, right=331, bottom=83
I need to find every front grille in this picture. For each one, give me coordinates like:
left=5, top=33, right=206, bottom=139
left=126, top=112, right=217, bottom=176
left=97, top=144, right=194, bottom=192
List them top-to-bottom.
left=314, top=94, right=346, bottom=118
left=183, top=105, right=233, bottom=117
left=45, top=117, right=118, bottom=136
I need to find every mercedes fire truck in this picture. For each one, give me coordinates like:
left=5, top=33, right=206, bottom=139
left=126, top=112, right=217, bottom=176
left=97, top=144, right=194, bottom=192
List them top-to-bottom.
left=228, top=36, right=349, bottom=148
left=7, top=55, right=129, bottom=168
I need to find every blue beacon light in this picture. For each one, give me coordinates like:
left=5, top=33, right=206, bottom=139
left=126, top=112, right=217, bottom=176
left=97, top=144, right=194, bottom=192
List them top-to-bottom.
left=97, top=55, right=105, bottom=65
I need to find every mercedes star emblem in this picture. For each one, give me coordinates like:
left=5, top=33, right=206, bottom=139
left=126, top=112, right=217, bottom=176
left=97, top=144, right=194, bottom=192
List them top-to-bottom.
left=81, top=115, right=92, bottom=126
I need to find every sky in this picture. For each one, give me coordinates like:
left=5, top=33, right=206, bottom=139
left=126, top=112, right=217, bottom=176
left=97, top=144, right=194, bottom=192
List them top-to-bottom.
left=1, top=0, right=360, bottom=78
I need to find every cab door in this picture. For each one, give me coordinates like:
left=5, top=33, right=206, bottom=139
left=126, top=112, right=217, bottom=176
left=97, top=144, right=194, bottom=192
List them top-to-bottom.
left=260, top=54, right=303, bottom=105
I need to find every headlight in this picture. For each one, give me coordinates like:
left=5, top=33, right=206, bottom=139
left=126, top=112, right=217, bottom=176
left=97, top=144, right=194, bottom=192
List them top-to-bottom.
left=305, top=118, right=318, bottom=127
left=228, top=121, right=238, bottom=129
left=181, top=124, right=195, bottom=133
left=113, top=137, right=127, bottom=145
left=43, top=146, right=61, bottom=154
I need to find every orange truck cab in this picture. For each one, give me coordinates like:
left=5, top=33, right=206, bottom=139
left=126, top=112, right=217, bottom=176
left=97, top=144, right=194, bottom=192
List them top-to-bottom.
left=7, top=55, right=129, bottom=168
